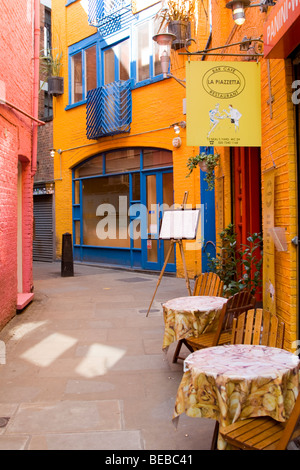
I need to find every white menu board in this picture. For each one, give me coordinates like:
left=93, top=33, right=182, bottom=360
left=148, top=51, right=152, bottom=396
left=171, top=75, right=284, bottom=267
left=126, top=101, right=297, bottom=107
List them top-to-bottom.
left=159, top=210, right=200, bottom=240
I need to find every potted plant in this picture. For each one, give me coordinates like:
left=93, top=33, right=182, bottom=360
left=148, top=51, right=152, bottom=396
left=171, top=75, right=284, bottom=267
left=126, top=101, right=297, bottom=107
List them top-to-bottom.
left=155, top=1, right=194, bottom=50
left=40, top=51, right=64, bottom=96
left=186, top=152, right=220, bottom=190
left=207, top=223, right=263, bottom=298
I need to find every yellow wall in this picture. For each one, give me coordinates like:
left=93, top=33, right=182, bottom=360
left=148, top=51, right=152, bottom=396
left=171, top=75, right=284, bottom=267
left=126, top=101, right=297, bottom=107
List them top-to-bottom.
left=52, top=0, right=211, bottom=278
left=208, top=1, right=299, bottom=349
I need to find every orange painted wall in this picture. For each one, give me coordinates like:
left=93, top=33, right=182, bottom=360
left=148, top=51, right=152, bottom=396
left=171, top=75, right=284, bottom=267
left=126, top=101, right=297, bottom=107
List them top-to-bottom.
left=51, top=0, right=211, bottom=279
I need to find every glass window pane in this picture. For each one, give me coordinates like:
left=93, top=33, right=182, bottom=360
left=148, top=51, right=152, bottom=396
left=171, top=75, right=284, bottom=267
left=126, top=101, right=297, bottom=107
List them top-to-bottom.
left=137, top=22, right=150, bottom=82
left=119, top=39, right=130, bottom=81
left=85, top=45, right=97, bottom=93
left=104, top=48, right=115, bottom=85
left=72, top=52, right=82, bottom=103
left=106, top=149, right=140, bottom=173
left=143, top=149, right=172, bottom=168
left=74, top=155, right=103, bottom=178
left=132, top=172, right=140, bottom=200
left=163, top=172, right=173, bottom=206
left=82, top=175, right=130, bottom=248
left=74, top=180, right=80, bottom=204
left=132, top=218, right=141, bottom=249
left=74, top=220, right=81, bottom=245
left=147, top=239, right=158, bottom=262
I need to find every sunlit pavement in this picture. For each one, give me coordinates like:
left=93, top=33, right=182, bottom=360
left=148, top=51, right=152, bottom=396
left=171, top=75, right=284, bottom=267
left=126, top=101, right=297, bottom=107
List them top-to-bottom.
left=0, top=262, right=214, bottom=450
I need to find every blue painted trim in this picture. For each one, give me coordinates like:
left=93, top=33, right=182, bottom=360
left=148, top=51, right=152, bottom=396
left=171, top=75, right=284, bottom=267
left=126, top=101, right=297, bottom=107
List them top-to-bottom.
left=133, top=74, right=165, bottom=89
left=65, top=101, right=86, bottom=111
left=200, top=146, right=216, bottom=273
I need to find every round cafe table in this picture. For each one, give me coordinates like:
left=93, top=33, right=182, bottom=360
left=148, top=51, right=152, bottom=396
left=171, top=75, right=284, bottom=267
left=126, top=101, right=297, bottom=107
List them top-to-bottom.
left=162, top=295, right=228, bottom=351
left=173, top=344, right=300, bottom=450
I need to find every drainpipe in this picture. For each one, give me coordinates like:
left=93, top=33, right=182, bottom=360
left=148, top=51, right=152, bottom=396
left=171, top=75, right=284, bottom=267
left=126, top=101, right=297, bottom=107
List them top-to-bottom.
left=32, top=0, right=40, bottom=176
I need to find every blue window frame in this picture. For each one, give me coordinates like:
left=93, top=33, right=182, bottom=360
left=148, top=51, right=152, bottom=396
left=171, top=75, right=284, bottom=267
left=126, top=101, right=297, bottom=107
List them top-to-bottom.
left=67, top=3, right=164, bottom=108
left=68, top=35, right=99, bottom=108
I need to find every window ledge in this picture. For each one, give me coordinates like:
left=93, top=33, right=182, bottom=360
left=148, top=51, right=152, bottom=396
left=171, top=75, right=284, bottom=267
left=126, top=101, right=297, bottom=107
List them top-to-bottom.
left=133, top=74, right=165, bottom=89
left=65, top=100, right=87, bottom=111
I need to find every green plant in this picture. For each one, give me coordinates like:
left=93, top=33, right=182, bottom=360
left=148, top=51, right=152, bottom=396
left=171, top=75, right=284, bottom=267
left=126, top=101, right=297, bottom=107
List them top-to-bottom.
left=156, top=0, right=195, bottom=32
left=40, top=50, right=63, bottom=77
left=186, top=152, right=220, bottom=190
left=208, top=223, right=263, bottom=297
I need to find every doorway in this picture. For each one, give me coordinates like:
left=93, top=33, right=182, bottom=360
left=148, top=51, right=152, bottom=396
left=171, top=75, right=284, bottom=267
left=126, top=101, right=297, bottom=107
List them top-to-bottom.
left=232, top=146, right=262, bottom=299
left=17, top=161, right=22, bottom=293
left=141, top=169, right=175, bottom=272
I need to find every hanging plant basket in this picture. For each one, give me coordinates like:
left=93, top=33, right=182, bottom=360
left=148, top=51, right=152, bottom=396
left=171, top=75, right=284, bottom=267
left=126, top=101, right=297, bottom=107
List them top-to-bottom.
left=167, top=20, right=191, bottom=50
left=48, top=76, right=64, bottom=96
left=186, top=152, right=220, bottom=191
left=199, top=161, right=208, bottom=172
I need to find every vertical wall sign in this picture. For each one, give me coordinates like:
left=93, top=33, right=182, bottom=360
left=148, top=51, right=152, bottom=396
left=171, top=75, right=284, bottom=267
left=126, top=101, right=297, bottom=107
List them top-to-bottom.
left=186, top=61, right=262, bottom=147
left=263, top=166, right=276, bottom=314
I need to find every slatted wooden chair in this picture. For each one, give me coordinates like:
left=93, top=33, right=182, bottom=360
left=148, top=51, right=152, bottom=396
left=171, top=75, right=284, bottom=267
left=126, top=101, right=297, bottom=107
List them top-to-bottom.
left=172, top=272, right=224, bottom=363
left=193, top=272, right=224, bottom=297
left=185, top=290, right=256, bottom=354
left=211, top=308, right=287, bottom=450
left=231, top=308, right=285, bottom=348
left=219, top=389, right=300, bottom=450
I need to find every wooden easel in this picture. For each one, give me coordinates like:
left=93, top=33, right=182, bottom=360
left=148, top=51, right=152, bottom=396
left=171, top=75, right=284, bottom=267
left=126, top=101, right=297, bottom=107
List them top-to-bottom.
left=146, top=192, right=192, bottom=317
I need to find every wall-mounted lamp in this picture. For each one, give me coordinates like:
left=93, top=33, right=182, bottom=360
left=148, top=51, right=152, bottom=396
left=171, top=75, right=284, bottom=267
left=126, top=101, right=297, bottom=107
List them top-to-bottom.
left=226, top=0, right=277, bottom=25
left=152, top=33, right=186, bottom=88
left=171, top=121, right=186, bottom=135
left=50, top=148, right=62, bottom=158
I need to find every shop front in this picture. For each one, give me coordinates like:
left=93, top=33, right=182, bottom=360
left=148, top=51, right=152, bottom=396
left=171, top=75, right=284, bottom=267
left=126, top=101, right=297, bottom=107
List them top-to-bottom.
left=72, top=147, right=175, bottom=272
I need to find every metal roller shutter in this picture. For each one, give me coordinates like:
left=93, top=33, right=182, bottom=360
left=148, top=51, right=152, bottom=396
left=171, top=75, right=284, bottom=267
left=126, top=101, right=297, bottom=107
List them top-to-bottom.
left=33, top=195, right=54, bottom=262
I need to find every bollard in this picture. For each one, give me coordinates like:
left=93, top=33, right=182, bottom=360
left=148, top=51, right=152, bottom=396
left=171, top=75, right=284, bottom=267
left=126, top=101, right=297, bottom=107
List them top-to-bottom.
left=61, top=232, right=74, bottom=277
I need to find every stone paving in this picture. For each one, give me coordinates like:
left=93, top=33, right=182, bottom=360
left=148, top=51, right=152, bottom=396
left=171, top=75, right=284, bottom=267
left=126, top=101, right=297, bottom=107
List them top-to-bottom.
left=0, top=262, right=214, bottom=450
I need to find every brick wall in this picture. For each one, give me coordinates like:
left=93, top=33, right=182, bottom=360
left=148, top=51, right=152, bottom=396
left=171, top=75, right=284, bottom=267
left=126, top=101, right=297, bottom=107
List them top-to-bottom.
left=0, top=0, right=34, bottom=328
left=36, top=2, right=54, bottom=183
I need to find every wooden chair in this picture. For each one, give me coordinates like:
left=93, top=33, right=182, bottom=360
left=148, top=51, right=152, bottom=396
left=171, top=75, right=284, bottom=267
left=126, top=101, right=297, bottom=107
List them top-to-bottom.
left=172, top=272, right=224, bottom=363
left=193, top=272, right=224, bottom=297
left=185, top=290, right=256, bottom=354
left=231, top=308, right=285, bottom=348
left=211, top=309, right=287, bottom=450
left=219, top=390, right=300, bottom=450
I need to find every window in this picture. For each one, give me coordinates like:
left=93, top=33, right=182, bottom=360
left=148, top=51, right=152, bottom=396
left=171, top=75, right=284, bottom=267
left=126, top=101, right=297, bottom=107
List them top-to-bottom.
left=68, top=4, right=164, bottom=107
left=44, top=8, right=51, bottom=56
left=136, top=19, right=162, bottom=83
left=137, top=22, right=150, bottom=82
left=103, top=39, right=130, bottom=85
left=70, top=43, right=97, bottom=104
left=85, top=45, right=97, bottom=93
left=72, top=52, right=83, bottom=103
left=44, top=91, right=53, bottom=120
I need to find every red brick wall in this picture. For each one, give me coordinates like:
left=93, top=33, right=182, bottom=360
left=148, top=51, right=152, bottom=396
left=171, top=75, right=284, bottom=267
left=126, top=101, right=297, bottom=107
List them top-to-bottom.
left=0, top=0, right=34, bottom=328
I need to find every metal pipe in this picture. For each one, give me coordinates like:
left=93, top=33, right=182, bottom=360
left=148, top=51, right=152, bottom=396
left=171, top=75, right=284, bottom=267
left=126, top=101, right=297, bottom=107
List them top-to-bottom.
left=0, top=98, right=45, bottom=126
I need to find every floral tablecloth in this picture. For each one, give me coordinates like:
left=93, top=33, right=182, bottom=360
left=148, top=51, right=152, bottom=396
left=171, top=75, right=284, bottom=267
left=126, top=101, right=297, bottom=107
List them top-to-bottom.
left=162, top=296, right=228, bottom=351
left=173, top=344, right=300, bottom=450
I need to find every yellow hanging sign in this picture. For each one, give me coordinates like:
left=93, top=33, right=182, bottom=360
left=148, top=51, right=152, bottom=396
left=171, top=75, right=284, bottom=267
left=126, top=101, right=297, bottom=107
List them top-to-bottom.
left=186, top=61, right=262, bottom=147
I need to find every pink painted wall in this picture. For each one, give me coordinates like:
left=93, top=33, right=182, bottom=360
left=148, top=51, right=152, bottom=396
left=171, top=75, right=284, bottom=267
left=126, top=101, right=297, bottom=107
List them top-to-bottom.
left=0, top=0, right=34, bottom=328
